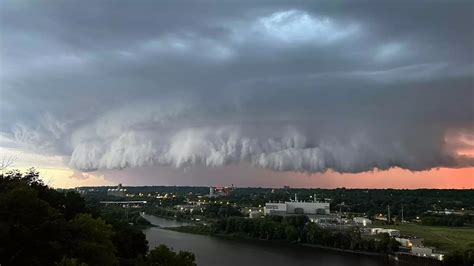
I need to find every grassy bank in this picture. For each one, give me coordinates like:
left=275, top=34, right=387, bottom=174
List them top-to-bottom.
left=378, top=223, right=474, bottom=251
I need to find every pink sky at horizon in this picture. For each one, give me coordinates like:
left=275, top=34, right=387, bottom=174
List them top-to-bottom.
left=5, top=165, right=474, bottom=189
left=71, top=165, right=473, bottom=190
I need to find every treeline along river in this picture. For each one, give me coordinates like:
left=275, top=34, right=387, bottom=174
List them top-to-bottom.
left=141, top=214, right=410, bottom=266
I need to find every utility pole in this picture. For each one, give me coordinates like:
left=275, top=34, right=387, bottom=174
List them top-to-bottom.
left=339, top=202, right=344, bottom=232
left=401, top=203, right=404, bottom=223
left=125, top=204, right=129, bottom=220
left=387, top=204, right=391, bottom=223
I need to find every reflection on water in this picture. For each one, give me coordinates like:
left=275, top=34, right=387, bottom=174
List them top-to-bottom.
left=141, top=212, right=191, bottom=227
left=142, top=214, right=402, bottom=266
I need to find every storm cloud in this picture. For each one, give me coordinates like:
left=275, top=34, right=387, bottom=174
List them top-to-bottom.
left=1, top=1, right=473, bottom=174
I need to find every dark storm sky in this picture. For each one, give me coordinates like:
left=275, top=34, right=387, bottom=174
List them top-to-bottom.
left=1, top=1, right=473, bottom=184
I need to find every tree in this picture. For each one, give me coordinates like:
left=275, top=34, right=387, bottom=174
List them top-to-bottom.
left=0, top=154, right=16, bottom=171
left=1, top=169, right=180, bottom=266
left=0, top=177, right=69, bottom=265
left=63, top=191, right=87, bottom=220
left=68, top=214, right=118, bottom=266
left=110, top=221, right=149, bottom=261
left=285, top=225, right=299, bottom=241
left=375, top=233, right=399, bottom=254
left=147, top=245, right=196, bottom=266
left=57, top=257, right=88, bottom=266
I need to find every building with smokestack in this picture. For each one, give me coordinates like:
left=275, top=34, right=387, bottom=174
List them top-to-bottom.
left=107, top=184, right=127, bottom=198
left=208, top=185, right=234, bottom=198
left=209, top=187, right=215, bottom=197
left=264, top=194, right=330, bottom=216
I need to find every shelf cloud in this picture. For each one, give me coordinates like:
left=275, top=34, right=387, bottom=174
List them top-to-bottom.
left=1, top=1, right=473, bottom=174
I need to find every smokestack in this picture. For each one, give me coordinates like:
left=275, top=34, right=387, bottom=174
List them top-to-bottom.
left=294, top=193, right=297, bottom=202
left=314, top=194, right=317, bottom=202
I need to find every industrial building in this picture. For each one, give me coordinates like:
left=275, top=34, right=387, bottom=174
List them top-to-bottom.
left=107, top=184, right=127, bottom=198
left=208, top=185, right=234, bottom=198
left=264, top=194, right=330, bottom=216
left=311, top=217, right=339, bottom=227
left=353, top=217, right=372, bottom=226
left=370, top=228, right=401, bottom=237
left=395, top=237, right=424, bottom=248
left=411, top=246, right=444, bottom=261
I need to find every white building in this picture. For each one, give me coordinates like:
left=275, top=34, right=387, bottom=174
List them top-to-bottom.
left=264, top=201, right=330, bottom=216
left=353, top=217, right=372, bottom=226
left=370, top=228, right=401, bottom=237
left=412, top=246, right=434, bottom=256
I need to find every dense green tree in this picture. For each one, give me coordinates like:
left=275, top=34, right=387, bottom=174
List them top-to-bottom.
left=1, top=169, right=193, bottom=266
left=0, top=171, right=70, bottom=265
left=63, top=191, right=88, bottom=220
left=202, top=203, right=242, bottom=218
left=67, top=214, right=118, bottom=265
left=210, top=216, right=402, bottom=255
left=111, top=222, right=149, bottom=261
left=285, top=225, right=298, bottom=241
left=375, top=233, right=399, bottom=254
left=147, top=245, right=196, bottom=266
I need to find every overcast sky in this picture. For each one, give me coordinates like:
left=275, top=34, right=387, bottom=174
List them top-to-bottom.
left=1, top=1, right=473, bottom=188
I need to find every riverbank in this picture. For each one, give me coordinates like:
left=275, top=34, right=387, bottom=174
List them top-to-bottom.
left=140, top=212, right=194, bottom=228
left=141, top=214, right=429, bottom=266
left=163, top=218, right=469, bottom=265
left=377, top=223, right=474, bottom=252
left=165, top=225, right=390, bottom=259
left=165, top=225, right=446, bottom=265
left=165, top=225, right=210, bottom=234
left=143, top=226, right=397, bottom=266
left=168, top=226, right=385, bottom=256
left=300, top=243, right=386, bottom=257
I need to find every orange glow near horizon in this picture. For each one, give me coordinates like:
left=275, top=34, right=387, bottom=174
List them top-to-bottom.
left=4, top=165, right=473, bottom=189
left=4, top=167, right=114, bottom=189
left=288, top=167, right=474, bottom=189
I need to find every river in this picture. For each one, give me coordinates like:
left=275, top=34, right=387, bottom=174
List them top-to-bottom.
left=141, top=214, right=406, bottom=266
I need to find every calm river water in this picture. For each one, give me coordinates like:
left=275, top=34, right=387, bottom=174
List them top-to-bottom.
left=141, top=213, right=406, bottom=266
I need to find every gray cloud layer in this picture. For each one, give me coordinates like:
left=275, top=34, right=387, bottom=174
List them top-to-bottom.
left=1, top=1, right=473, bottom=173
